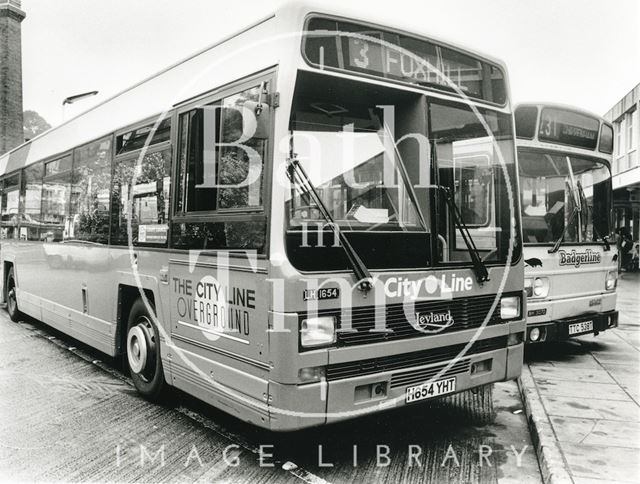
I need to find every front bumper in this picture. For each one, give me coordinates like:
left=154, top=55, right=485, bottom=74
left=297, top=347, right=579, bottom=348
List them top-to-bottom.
left=524, top=310, right=618, bottom=344
left=268, top=339, right=524, bottom=431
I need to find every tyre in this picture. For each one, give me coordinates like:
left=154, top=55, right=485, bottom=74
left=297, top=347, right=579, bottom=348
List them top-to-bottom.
left=5, top=267, right=22, bottom=322
left=126, top=298, right=167, bottom=401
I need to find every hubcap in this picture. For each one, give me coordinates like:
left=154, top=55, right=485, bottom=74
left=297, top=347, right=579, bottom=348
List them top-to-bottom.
left=8, top=286, right=16, bottom=314
left=126, top=316, right=157, bottom=381
left=127, top=325, right=148, bottom=374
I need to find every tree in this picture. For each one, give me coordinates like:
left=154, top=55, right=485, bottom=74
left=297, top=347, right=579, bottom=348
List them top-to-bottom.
left=23, top=110, right=51, bottom=141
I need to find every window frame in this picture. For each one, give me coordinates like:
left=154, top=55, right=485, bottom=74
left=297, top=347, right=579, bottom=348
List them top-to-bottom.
left=170, top=70, right=275, bottom=254
left=427, top=96, right=520, bottom=267
left=627, top=109, right=636, bottom=153
left=114, top=114, right=173, bottom=157
left=115, top=117, right=172, bottom=157
left=616, top=119, right=624, bottom=158
left=598, top=122, right=614, bottom=155
left=67, top=134, right=115, bottom=245
left=111, top=143, right=174, bottom=248
left=517, top=147, right=613, bottom=247
left=40, top=153, right=73, bottom=243
left=20, top=160, right=45, bottom=240
left=0, top=171, right=22, bottom=240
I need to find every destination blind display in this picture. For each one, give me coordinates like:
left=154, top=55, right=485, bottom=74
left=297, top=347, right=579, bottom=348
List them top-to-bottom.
left=303, top=17, right=506, bottom=104
left=538, top=107, right=600, bottom=150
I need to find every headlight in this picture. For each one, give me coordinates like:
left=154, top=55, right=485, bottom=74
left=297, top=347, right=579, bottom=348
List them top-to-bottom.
left=605, top=270, right=617, bottom=291
left=524, top=277, right=549, bottom=299
left=500, top=296, right=521, bottom=320
left=301, top=316, right=336, bottom=348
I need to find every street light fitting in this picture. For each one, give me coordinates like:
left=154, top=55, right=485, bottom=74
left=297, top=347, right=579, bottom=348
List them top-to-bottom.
left=62, top=91, right=99, bottom=105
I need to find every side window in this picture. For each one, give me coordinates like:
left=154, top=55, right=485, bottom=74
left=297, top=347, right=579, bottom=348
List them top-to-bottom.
left=172, top=83, right=269, bottom=252
left=218, top=86, right=266, bottom=209
left=514, top=106, right=538, bottom=139
left=176, top=107, right=218, bottom=213
left=116, top=118, right=171, bottom=155
left=599, top=123, right=614, bottom=154
left=68, top=137, right=112, bottom=243
left=111, top=148, right=171, bottom=246
left=41, top=155, right=72, bottom=242
left=454, top=160, right=492, bottom=227
left=20, top=162, right=44, bottom=241
left=1, top=174, right=20, bottom=240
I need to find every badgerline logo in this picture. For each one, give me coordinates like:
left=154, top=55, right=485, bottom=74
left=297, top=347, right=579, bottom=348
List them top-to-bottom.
left=558, top=249, right=601, bottom=268
left=415, top=310, right=454, bottom=333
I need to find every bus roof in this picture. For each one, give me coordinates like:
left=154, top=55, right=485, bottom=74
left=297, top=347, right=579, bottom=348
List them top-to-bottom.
left=1, top=0, right=510, bottom=176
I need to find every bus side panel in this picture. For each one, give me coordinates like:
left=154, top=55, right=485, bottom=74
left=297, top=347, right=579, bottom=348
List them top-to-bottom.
left=12, top=242, right=116, bottom=355
left=167, top=255, right=270, bottom=415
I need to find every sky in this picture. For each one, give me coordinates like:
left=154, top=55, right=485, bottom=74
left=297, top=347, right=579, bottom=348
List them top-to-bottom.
left=20, top=0, right=640, bottom=127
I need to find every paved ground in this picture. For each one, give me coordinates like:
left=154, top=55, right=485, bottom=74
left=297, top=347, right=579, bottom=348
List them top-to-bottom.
left=524, top=272, right=640, bottom=483
left=0, top=307, right=541, bottom=483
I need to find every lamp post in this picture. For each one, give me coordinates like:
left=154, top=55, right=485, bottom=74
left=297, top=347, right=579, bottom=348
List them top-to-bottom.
left=61, top=90, right=99, bottom=121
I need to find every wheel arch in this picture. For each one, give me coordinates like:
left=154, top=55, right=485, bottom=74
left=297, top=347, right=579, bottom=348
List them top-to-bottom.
left=116, top=285, right=156, bottom=356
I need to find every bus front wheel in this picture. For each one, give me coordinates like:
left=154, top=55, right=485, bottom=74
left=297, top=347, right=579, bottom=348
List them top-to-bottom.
left=5, top=267, right=22, bottom=323
left=126, top=299, right=167, bottom=401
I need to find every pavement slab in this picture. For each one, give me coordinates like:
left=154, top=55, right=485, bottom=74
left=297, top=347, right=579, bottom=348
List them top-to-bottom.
left=529, top=366, right=616, bottom=384
left=534, top=379, right=631, bottom=402
left=540, top=394, right=640, bottom=422
left=549, top=416, right=640, bottom=448
left=560, top=442, right=640, bottom=483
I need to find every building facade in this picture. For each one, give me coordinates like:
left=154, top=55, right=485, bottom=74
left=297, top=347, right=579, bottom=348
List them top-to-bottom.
left=0, top=0, right=25, bottom=155
left=604, top=82, right=640, bottom=242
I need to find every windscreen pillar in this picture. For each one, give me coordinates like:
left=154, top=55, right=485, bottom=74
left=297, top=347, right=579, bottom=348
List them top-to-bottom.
left=0, top=0, right=26, bottom=155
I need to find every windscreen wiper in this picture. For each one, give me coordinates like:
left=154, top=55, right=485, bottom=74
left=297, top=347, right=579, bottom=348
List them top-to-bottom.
left=430, top=141, right=489, bottom=283
left=286, top=157, right=373, bottom=294
left=550, top=159, right=581, bottom=254
left=576, top=180, right=610, bottom=251
left=438, top=186, right=490, bottom=283
left=548, top=206, right=579, bottom=254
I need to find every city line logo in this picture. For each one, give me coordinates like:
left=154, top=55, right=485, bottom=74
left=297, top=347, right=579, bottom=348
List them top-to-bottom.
left=558, top=249, right=601, bottom=268
left=415, top=310, right=455, bottom=333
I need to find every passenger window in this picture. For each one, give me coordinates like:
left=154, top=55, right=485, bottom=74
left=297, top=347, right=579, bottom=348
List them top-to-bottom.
left=116, top=118, right=171, bottom=155
left=68, top=137, right=112, bottom=243
left=111, top=148, right=171, bottom=246
left=41, top=156, right=72, bottom=242
left=20, top=162, right=44, bottom=241
left=0, top=174, right=20, bottom=240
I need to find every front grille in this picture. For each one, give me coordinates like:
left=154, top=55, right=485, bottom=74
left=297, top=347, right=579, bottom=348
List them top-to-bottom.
left=328, top=293, right=506, bottom=346
left=325, top=335, right=506, bottom=381
left=390, top=359, right=471, bottom=388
